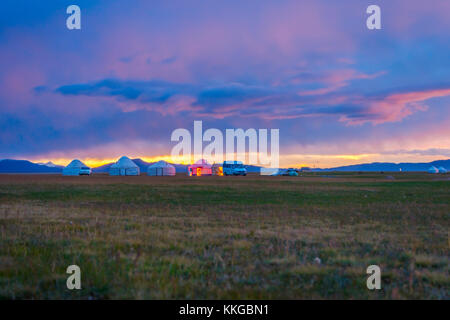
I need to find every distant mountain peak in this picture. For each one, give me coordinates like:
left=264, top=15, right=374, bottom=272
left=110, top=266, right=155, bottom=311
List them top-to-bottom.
left=0, top=159, right=62, bottom=173
left=37, top=161, right=59, bottom=168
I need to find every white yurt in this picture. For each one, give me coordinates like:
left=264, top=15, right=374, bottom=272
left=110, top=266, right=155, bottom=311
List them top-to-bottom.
left=109, top=156, right=140, bottom=176
left=62, top=159, right=90, bottom=176
left=147, top=160, right=176, bottom=176
left=428, top=166, right=439, bottom=174
left=438, top=166, right=448, bottom=174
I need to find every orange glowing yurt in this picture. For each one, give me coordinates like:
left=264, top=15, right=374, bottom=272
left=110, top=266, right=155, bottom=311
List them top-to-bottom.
left=187, top=159, right=212, bottom=176
left=212, top=164, right=223, bottom=176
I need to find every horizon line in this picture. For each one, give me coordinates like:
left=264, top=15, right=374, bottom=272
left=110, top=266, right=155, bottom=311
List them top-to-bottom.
left=1, top=157, right=449, bottom=170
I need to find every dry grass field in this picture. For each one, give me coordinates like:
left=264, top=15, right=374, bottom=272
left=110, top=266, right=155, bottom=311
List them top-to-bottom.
left=0, top=172, right=448, bottom=299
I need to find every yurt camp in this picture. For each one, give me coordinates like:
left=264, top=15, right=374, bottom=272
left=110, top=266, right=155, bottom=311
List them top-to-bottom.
left=109, top=156, right=140, bottom=176
left=62, top=159, right=91, bottom=176
left=187, top=159, right=212, bottom=176
left=147, top=160, right=176, bottom=176
left=428, top=166, right=439, bottom=174
left=438, top=166, right=448, bottom=173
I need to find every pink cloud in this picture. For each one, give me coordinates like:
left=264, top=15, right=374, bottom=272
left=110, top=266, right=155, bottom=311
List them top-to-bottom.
left=299, top=69, right=386, bottom=96
left=343, top=88, right=450, bottom=125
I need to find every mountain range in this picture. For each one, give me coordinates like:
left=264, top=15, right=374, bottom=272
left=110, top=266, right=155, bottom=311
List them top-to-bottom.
left=0, top=158, right=448, bottom=173
left=0, top=159, right=63, bottom=173
left=314, top=159, right=450, bottom=172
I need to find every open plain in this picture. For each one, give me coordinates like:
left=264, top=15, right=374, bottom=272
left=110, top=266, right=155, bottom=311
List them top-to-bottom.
left=0, top=173, right=448, bottom=299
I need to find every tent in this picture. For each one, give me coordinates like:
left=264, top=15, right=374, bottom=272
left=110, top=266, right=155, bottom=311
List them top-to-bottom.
left=109, top=156, right=140, bottom=176
left=62, top=159, right=91, bottom=176
left=187, top=159, right=212, bottom=176
left=147, top=160, right=176, bottom=176
left=212, top=164, right=223, bottom=176
left=428, top=166, right=439, bottom=174
left=438, top=166, right=448, bottom=174
left=259, top=167, right=280, bottom=175
left=271, top=169, right=286, bottom=176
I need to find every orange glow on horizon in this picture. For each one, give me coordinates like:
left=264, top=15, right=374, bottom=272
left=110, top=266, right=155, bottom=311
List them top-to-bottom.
left=29, top=151, right=448, bottom=169
left=32, top=153, right=376, bottom=169
left=281, top=153, right=378, bottom=168
left=31, top=154, right=194, bottom=168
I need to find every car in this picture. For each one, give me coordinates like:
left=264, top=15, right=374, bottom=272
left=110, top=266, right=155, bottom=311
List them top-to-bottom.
left=223, top=161, right=247, bottom=176
left=79, top=166, right=92, bottom=175
left=284, top=168, right=298, bottom=176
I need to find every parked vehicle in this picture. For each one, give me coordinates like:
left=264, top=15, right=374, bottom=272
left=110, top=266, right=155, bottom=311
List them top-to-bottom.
left=223, top=161, right=247, bottom=176
left=79, top=166, right=92, bottom=175
left=284, top=168, right=298, bottom=176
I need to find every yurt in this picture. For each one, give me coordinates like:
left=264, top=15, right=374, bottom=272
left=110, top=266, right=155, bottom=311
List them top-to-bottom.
left=109, top=156, right=140, bottom=176
left=62, top=159, right=91, bottom=176
left=187, top=159, right=212, bottom=176
left=147, top=160, right=176, bottom=176
left=212, top=164, right=223, bottom=176
left=428, top=166, right=439, bottom=174
left=438, top=166, right=448, bottom=174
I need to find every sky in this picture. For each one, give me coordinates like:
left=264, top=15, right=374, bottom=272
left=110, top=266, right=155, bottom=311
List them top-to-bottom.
left=0, top=0, right=449, bottom=168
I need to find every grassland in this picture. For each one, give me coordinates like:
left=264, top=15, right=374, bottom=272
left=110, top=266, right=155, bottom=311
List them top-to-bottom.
left=0, top=173, right=448, bottom=299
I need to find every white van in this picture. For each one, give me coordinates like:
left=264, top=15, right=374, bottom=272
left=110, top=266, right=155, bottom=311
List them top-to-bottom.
left=223, top=161, right=247, bottom=176
left=79, top=166, right=92, bottom=175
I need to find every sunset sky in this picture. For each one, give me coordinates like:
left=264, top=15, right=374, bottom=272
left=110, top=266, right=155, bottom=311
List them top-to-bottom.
left=1, top=0, right=449, bottom=168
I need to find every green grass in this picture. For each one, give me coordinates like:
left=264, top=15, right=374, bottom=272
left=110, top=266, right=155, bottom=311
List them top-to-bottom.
left=0, top=173, right=448, bottom=299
